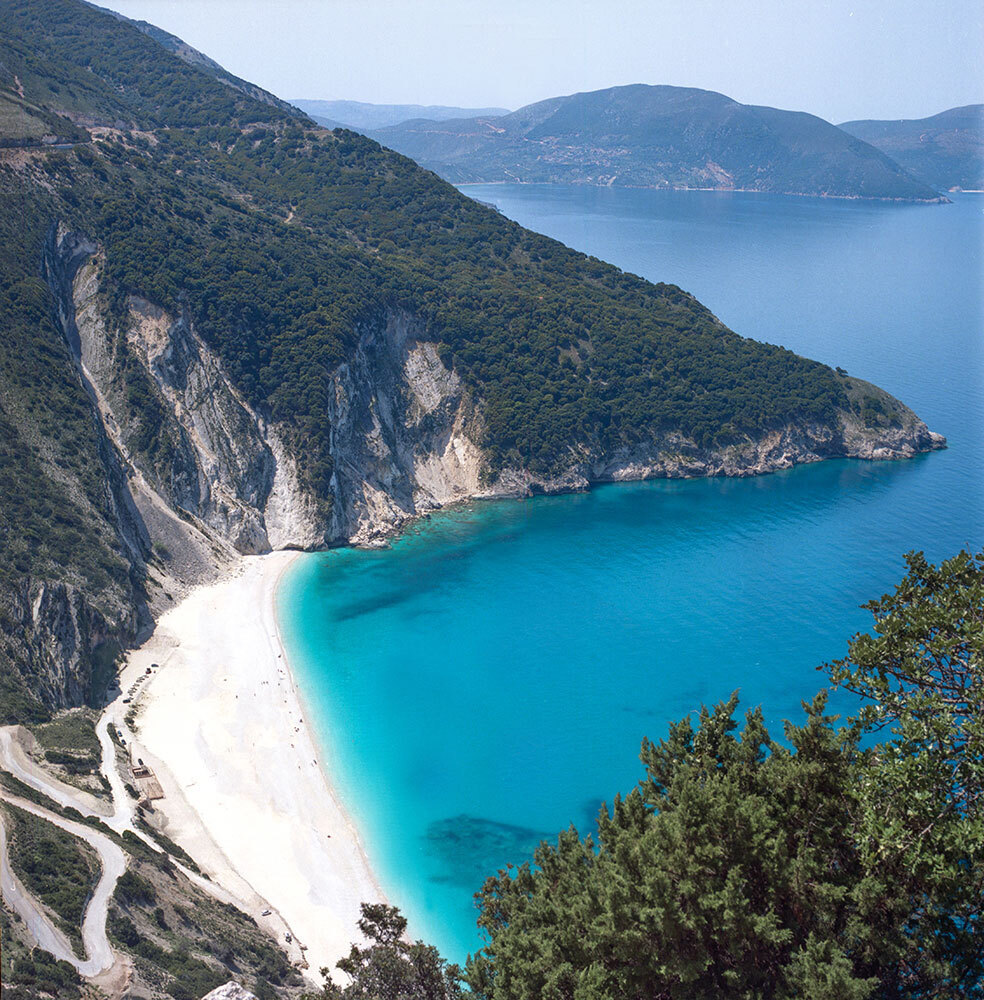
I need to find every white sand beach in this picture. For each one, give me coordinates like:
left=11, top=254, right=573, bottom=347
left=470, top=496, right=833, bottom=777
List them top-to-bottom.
left=125, top=551, right=384, bottom=979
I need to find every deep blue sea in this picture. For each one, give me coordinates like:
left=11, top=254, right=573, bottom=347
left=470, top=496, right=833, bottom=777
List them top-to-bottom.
left=278, top=187, right=983, bottom=964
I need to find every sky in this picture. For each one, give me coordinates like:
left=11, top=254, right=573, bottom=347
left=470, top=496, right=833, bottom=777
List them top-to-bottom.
left=101, top=0, right=983, bottom=123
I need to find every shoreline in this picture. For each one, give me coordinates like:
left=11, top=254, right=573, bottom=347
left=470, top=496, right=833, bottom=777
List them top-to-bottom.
left=455, top=180, right=951, bottom=203
left=113, top=418, right=949, bottom=973
left=125, top=550, right=385, bottom=979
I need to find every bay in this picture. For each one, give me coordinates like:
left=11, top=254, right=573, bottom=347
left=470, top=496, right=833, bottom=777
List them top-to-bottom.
left=278, top=187, right=983, bottom=963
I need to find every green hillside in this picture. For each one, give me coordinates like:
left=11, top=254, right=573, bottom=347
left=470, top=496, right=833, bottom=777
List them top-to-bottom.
left=0, top=0, right=306, bottom=128
left=369, top=84, right=945, bottom=201
left=840, top=105, right=984, bottom=192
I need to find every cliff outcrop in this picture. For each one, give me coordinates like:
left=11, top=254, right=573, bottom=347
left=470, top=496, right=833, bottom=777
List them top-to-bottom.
left=3, top=224, right=944, bottom=718
left=49, top=226, right=950, bottom=560
left=56, top=226, right=325, bottom=559
left=326, top=312, right=486, bottom=545
left=321, top=314, right=944, bottom=542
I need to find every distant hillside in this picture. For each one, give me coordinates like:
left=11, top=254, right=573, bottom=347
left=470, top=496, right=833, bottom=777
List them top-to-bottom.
left=369, top=84, right=944, bottom=201
left=291, top=99, right=510, bottom=132
left=839, top=105, right=984, bottom=192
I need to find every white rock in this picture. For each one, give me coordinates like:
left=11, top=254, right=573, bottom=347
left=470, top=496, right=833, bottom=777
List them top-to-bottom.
left=200, top=982, right=257, bottom=1000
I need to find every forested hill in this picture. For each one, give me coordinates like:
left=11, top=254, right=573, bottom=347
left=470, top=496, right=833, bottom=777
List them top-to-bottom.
left=0, top=0, right=942, bottom=723
left=0, top=2, right=308, bottom=130
left=368, top=84, right=945, bottom=201
left=291, top=99, right=511, bottom=132
left=839, top=105, right=984, bottom=192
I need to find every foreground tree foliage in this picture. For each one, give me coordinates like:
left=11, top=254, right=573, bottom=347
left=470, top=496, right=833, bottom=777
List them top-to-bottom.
left=464, top=549, right=982, bottom=999
left=826, top=549, right=983, bottom=995
left=323, top=550, right=982, bottom=1000
left=318, top=904, right=464, bottom=1000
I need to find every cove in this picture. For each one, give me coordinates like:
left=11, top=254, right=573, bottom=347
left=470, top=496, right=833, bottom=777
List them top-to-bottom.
left=278, top=189, right=982, bottom=964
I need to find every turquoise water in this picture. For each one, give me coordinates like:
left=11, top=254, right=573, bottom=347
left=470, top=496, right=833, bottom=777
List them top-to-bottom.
left=278, top=188, right=983, bottom=964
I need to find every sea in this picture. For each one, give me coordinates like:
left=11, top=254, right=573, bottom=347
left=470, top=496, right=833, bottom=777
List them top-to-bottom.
left=277, top=186, right=983, bottom=964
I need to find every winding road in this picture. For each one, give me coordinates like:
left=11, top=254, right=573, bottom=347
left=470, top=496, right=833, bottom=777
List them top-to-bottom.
left=0, top=644, right=306, bottom=991
left=0, top=694, right=298, bottom=989
left=0, top=724, right=131, bottom=981
left=0, top=793, right=125, bottom=977
left=0, top=809, right=78, bottom=965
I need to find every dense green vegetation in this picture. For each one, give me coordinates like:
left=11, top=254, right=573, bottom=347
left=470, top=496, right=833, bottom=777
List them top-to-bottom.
left=12, top=122, right=850, bottom=475
left=325, top=551, right=982, bottom=999
left=32, top=708, right=111, bottom=797
left=35, top=708, right=103, bottom=757
left=34, top=734, right=108, bottom=799
left=2, top=805, right=100, bottom=951
left=107, top=850, right=302, bottom=1000
left=0, top=906, right=82, bottom=1000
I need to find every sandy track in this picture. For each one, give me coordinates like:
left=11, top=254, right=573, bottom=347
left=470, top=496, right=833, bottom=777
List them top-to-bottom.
left=0, top=722, right=246, bottom=985
left=0, top=728, right=112, bottom=819
left=0, top=793, right=125, bottom=977
left=0, top=809, right=78, bottom=962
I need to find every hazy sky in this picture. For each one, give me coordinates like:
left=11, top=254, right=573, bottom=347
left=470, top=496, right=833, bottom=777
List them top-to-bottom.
left=101, top=0, right=983, bottom=123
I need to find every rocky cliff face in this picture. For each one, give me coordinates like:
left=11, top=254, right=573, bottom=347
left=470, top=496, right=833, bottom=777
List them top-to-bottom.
left=19, top=224, right=944, bottom=715
left=44, top=225, right=323, bottom=569
left=48, top=225, right=950, bottom=559
left=0, top=228, right=160, bottom=718
left=60, top=235, right=325, bottom=559
left=326, top=312, right=487, bottom=545
left=13, top=579, right=137, bottom=711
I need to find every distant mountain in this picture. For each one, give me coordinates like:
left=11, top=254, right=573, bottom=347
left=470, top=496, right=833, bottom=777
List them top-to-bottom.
left=369, top=84, right=944, bottom=202
left=291, top=99, right=510, bottom=132
left=839, top=105, right=984, bottom=192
